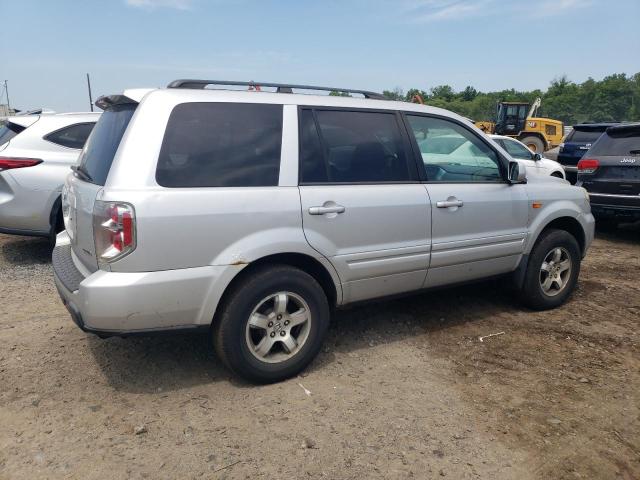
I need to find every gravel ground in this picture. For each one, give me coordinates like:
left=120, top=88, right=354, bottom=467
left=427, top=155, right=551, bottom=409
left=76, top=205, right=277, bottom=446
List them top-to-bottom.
left=0, top=224, right=638, bottom=479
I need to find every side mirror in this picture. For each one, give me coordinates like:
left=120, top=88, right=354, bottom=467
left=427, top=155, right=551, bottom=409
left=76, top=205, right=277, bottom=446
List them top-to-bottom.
left=533, top=153, right=543, bottom=161
left=508, top=160, right=527, bottom=184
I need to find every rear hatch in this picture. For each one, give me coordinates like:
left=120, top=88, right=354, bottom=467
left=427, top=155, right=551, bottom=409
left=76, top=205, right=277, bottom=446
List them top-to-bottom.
left=66, top=100, right=137, bottom=272
left=579, top=124, right=640, bottom=196
left=559, top=125, right=611, bottom=166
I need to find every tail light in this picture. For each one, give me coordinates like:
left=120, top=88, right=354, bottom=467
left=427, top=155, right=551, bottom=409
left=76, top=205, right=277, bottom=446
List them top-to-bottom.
left=0, top=157, right=42, bottom=170
left=578, top=158, right=599, bottom=174
left=93, top=201, right=136, bottom=262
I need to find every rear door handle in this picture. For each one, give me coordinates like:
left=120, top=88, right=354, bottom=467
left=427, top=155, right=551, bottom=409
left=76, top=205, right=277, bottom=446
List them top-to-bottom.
left=436, top=199, right=464, bottom=208
left=309, top=205, right=346, bottom=215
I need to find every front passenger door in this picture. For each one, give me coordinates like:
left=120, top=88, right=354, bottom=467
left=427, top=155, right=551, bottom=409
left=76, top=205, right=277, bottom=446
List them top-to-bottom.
left=404, top=114, right=529, bottom=288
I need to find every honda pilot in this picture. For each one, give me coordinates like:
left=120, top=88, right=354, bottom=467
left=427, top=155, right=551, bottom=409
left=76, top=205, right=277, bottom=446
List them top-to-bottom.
left=53, top=80, right=595, bottom=383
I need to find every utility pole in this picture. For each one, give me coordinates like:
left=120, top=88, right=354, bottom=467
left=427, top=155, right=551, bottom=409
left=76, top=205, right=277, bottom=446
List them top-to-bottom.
left=86, top=73, right=94, bottom=112
left=4, top=80, right=9, bottom=110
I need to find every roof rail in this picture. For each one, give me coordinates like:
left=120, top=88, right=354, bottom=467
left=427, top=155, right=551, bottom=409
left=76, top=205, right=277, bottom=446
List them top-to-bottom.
left=166, top=79, right=388, bottom=100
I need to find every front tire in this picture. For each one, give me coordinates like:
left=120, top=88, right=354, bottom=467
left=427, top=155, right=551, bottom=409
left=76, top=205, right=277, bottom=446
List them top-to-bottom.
left=520, top=135, right=545, bottom=153
left=519, top=229, right=581, bottom=310
left=213, top=265, right=330, bottom=383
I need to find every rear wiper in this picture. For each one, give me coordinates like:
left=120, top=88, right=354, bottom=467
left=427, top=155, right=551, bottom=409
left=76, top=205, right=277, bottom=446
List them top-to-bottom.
left=71, top=164, right=94, bottom=182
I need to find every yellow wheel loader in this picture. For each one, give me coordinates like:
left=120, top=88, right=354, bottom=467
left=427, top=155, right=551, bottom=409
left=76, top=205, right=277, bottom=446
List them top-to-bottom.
left=475, top=98, right=563, bottom=152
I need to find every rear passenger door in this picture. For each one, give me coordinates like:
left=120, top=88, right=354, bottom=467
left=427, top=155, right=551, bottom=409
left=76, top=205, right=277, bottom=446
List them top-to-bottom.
left=298, top=108, right=431, bottom=304
left=404, top=114, right=529, bottom=288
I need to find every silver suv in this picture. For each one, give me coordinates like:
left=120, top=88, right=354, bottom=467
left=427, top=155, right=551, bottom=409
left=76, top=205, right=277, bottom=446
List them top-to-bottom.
left=53, top=80, right=595, bottom=383
left=0, top=111, right=99, bottom=240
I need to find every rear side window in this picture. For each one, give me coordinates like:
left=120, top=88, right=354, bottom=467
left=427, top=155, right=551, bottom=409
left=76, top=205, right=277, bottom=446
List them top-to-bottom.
left=156, top=103, right=283, bottom=188
left=79, top=104, right=136, bottom=186
left=299, top=109, right=411, bottom=183
left=0, top=121, right=25, bottom=146
left=44, top=122, right=95, bottom=149
left=587, top=128, right=640, bottom=156
left=567, top=129, right=605, bottom=143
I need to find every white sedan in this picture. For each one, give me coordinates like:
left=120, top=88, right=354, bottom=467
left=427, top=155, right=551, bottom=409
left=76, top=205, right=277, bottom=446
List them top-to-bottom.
left=490, top=134, right=566, bottom=179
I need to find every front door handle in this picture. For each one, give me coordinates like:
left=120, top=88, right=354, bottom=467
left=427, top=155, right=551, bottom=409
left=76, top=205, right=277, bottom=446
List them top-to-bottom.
left=436, top=199, right=464, bottom=208
left=309, top=205, right=346, bottom=215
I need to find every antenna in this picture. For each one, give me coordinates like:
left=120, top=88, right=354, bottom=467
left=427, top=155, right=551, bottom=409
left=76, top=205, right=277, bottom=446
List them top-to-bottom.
left=86, top=74, right=94, bottom=112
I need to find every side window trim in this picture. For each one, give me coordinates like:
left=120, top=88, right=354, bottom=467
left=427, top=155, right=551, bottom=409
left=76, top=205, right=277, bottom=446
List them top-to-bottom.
left=297, top=105, right=420, bottom=185
left=400, top=112, right=510, bottom=183
left=43, top=122, right=96, bottom=150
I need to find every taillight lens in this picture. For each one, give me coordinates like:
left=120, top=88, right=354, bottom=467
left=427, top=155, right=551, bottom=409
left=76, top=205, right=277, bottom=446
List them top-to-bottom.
left=0, top=157, right=42, bottom=170
left=578, top=158, right=599, bottom=174
left=93, top=201, right=136, bottom=263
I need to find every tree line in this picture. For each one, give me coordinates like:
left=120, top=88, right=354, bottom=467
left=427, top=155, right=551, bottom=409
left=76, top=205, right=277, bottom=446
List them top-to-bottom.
left=376, top=73, right=639, bottom=126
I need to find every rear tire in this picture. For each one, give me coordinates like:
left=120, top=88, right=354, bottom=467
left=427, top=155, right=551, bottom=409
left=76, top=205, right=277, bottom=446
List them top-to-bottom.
left=520, top=135, right=545, bottom=153
left=519, top=229, right=581, bottom=310
left=213, top=265, right=330, bottom=383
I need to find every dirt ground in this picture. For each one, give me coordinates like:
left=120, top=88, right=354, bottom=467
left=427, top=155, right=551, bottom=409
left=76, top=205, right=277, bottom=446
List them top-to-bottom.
left=0, top=224, right=638, bottom=480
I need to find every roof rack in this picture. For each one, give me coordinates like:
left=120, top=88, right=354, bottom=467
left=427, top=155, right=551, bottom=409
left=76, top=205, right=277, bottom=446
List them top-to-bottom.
left=167, top=79, right=388, bottom=100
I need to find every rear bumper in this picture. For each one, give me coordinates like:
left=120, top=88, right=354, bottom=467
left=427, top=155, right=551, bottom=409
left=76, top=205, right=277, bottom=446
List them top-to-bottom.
left=588, top=193, right=640, bottom=219
left=52, top=233, right=240, bottom=335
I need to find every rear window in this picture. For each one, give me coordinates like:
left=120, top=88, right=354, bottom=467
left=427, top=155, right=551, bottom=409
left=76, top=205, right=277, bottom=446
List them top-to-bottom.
left=156, top=103, right=282, bottom=188
left=78, top=104, right=136, bottom=185
left=0, top=121, right=25, bottom=146
left=44, top=122, right=95, bottom=149
left=566, top=128, right=605, bottom=143
left=588, top=128, right=640, bottom=156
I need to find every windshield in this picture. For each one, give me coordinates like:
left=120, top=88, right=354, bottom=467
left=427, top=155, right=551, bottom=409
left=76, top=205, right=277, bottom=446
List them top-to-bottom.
left=78, top=104, right=136, bottom=185
left=0, top=121, right=26, bottom=146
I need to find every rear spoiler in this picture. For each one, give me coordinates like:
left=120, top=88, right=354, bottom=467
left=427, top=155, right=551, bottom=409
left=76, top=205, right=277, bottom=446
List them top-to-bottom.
left=94, top=88, right=154, bottom=111
left=606, top=122, right=640, bottom=136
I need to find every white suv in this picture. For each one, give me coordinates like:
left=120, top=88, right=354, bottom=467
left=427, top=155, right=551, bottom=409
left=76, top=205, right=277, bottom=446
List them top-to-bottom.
left=53, top=81, right=594, bottom=383
left=0, top=111, right=100, bottom=240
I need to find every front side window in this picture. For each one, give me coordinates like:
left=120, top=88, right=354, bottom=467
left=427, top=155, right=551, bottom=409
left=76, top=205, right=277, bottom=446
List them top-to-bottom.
left=157, top=103, right=282, bottom=188
left=299, top=109, right=411, bottom=183
left=406, top=115, right=503, bottom=182
left=45, top=122, right=95, bottom=149
left=500, top=138, right=534, bottom=160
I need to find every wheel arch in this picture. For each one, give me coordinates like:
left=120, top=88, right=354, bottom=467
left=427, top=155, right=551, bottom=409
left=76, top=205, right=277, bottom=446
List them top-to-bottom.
left=535, top=216, right=586, bottom=255
left=210, top=252, right=342, bottom=326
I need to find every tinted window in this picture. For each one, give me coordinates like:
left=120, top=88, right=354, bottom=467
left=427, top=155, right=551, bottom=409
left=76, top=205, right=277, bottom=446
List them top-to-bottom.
left=157, top=103, right=282, bottom=188
left=79, top=104, right=136, bottom=186
left=300, top=109, right=411, bottom=183
left=407, top=115, right=502, bottom=182
left=0, top=121, right=25, bottom=146
left=45, top=122, right=95, bottom=149
left=588, top=128, right=640, bottom=156
left=567, top=129, right=605, bottom=143
left=500, top=138, right=534, bottom=160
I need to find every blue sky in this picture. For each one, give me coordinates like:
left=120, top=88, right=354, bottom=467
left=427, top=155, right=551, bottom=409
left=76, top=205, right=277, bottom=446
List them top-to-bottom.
left=1, top=0, right=639, bottom=112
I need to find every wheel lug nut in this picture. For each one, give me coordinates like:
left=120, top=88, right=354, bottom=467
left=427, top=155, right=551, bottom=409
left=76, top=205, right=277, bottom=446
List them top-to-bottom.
left=277, top=314, right=282, bottom=320
left=284, top=320, right=290, bottom=326
left=268, top=321, right=273, bottom=327
left=280, top=331, right=286, bottom=337
left=270, top=332, right=276, bottom=338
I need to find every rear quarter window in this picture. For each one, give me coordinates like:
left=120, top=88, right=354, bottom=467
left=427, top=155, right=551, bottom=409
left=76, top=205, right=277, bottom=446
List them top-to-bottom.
left=156, top=103, right=283, bottom=188
left=0, top=121, right=25, bottom=146
left=44, top=122, right=96, bottom=149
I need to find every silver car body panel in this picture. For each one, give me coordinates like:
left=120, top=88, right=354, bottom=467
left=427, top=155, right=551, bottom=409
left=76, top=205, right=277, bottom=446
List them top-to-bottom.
left=55, top=88, right=594, bottom=333
left=0, top=112, right=100, bottom=235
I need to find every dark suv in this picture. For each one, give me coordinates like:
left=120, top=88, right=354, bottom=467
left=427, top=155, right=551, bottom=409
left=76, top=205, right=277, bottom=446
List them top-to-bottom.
left=559, top=123, right=618, bottom=183
left=577, top=123, right=640, bottom=224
